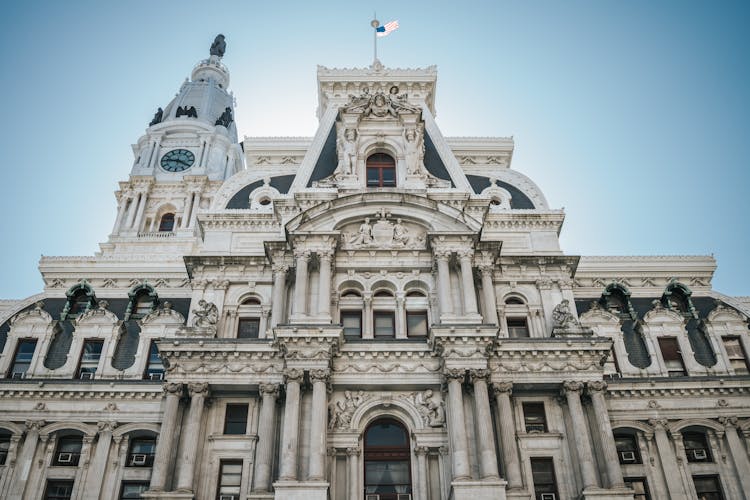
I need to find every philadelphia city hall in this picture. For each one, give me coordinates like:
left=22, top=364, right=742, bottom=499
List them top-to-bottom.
left=0, top=35, right=748, bottom=500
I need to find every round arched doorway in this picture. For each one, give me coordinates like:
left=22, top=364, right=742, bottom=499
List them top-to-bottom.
left=363, top=418, right=412, bottom=499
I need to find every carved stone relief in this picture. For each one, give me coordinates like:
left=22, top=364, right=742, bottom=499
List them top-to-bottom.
left=341, top=212, right=426, bottom=250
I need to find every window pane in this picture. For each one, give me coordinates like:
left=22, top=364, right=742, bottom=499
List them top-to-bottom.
left=381, top=166, right=396, bottom=186
left=367, top=167, right=380, bottom=186
left=342, top=311, right=362, bottom=337
left=407, top=311, right=428, bottom=337
left=374, top=312, right=395, bottom=337
left=507, top=317, right=529, bottom=338
left=238, top=318, right=260, bottom=339
left=10, top=339, right=37, bottom=377
left=82, top=341, right=103, bottom=360
left=523, top=402, right=547, bottom=432
left=224, top=404, right=249, bottom=434
left=365, top=422, right=408, bottom=447
left=0, top=434, right=10, bottom=465
left=530, top=457, right=558, bottom=497
left=218, top=460, right=243, bottom=496
left=693, top=475, right=723, bottom=500
left=624, top=477, right=651, bottom=500
left=45, top=480, right=74, bottom=500
left=120, top=482, right=149, bottom=499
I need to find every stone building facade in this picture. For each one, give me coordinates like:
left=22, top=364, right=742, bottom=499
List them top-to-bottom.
left=0, top=37, right=749, bottom=500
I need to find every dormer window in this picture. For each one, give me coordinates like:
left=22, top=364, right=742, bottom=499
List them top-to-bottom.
left=366, top=153, right=396, bottom=187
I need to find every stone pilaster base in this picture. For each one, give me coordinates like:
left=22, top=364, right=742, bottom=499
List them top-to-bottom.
left=451, top=479, right=507, bottom=500
left=272, top=480, right=329, bottom=500
left=581, top=486, right=635, bottom=500
left=505, top=487, right=533, bottom=500
left=141, top=491, right=195, bottom=500
left=246, top=493, right=274, bottom=500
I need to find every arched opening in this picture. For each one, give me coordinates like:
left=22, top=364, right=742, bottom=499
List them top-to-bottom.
left=366, top=153, right=396, bottom=187
left=158, top=213, right=175, bottom=232
left=364, top=418, right=412, bottom=499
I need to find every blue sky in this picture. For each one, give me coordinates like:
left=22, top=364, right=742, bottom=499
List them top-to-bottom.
left=0, top=0, right=748, bottom=298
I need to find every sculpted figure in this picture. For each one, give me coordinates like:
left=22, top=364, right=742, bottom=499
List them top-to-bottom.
left=210, top=34, right=226, bottom=57
left=388, top=85, right=422, bottom=114
left=149, top=107, right=163, bottom=126
left=215, top=107, right=234, bottom=127
left=337, top=128, right=357, bottom=175
left=404, top=128, right=423, bottom=174
left=350, top=218, right=373, bottom=245
left=392, top=218, right=410, bottom=245
left=193, top=299, right=218, bottom=328
left=552, top=299, right=579, bottom=329
left=415, top=389, right=445, bottom=427
left=329, top=390, right=367, bottom=430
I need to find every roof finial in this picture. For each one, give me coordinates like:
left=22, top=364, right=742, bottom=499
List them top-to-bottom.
left=371, top=17, right=380, bottom=66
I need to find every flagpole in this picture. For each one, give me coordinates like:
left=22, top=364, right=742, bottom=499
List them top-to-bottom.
left=371, top=17, right=380, bottom=63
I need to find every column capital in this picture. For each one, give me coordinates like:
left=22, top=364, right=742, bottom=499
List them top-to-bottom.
left=293, top=248, right=312, bottom=260
left=317, top=248, right=334, bottom=260
left=433, top=248, right=453, bottom=260
left=457, top=248, right=475, bottom=260
left=273, top=263, right=290, bottom=274
left=479, top=264, right=495, bottom=276
left=284, top=368, right=305, bottom=383
left=310, top=368, right=331, bottom=383
left=443, top=368, right=465, bottom=384
left=469, top=368, right=491, bottom=383
left=561, top=380, right=584, bottom=395
left=587, top=380, right=608, bottom=394
left=492, top=381, right=513, bottom=396
left=163, top=382, right=184, bottom=396
left=188, top=382, right=210, bottom=397
left=259, top=383, right=281, bottom=397
left=718, top=416, right=739, bottom=429
left=648, top=418, right=670, bottom=430
left=24, top=420, right=46, bottom=432
left=97, top=421, right=118, bottom=433
left=414, top=445, right=429, bottom=456
left=438, top=446, right=450, bottom=456
left=327, top=447, right=337, bottom=457
left=346, top=447, right=361, bottom=457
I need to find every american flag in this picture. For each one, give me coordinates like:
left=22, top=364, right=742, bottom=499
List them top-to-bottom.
left=376, top=20, right=399, bottom=37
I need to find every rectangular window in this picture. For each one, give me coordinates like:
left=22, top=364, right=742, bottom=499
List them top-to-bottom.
left=341, top=311, right=363, bottom=338
left=373, top=311, right=395, bottom=338
left=406, top=311, right=428, bottom=337
left=507, top=317, right=530, bottom=338
left=237, top=318, right=260, bottom=339
left=658, top=337, right=686, bottom=376
left=722, top=337, right=749, bottom=375
left=8, top=339, right=37, bottom=378
left=77, top=340, right=103, bottom=379
left=144, top=341, right=164, bottom=380
left=523, top=402, right=547, bottom=433
left=223, top=404, right=249, bottom=435
left=683, top=432, right=712, bottom=462
left=0, top=433, right=10, bottom=465
left=615, top=433, right=642, bottom=464
left=53, top=436, right=83, bottom=466
left=127, top=437, right=156, bottom=467
left=530, top=457, right=558, bottom=500
left=217, top=460, right=243, bottom=500
left=692, top=475, right=724, bottom=500
left=624, top=477, right=651, bottom=500
left=44, top=480, right=74, bottom=500
left=120, top=481, right=149, bottom=499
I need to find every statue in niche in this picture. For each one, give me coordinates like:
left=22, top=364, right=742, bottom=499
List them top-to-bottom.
left=210, top=34, right=226, bottom=57
left=149, top=107, right=163, bottom=126
left=215, top=107, right=234, bottom=127
left=404, top=127, right=424, bottom=175
left=337, top=128, right=357, bottom=175
left=349, top=218, right=373, bottom=245
left=193, top=299, right=218, bottom=328
left=552, top=299, right=580, bottom=329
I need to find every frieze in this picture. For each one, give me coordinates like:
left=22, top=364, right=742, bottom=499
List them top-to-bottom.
left=342, top=213, right=426, bottom=250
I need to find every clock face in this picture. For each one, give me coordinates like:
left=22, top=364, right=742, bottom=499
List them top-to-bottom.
left=160, top=149, right=195, bottom=172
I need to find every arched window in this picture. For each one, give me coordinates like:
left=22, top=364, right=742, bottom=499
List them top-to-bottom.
left=366, top=153, right=396, bottom=187
left=158, top=213, right=175, bottom=232
left=62, top=283, right=96, bottom=320
left=600, top=284, right=634, bottom=319
left=125, top=285, right=158, bottom=320
left=505, top=297, right=525, bottom=305
left=364, top=418, right=412, bottom=499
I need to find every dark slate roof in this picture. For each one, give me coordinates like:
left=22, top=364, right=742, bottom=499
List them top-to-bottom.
left=307, top=123, right=338, bottom=187
left=423, top=132, right=455, bottom=187
left=225, top=175, right=296, bottom=209
left=466, top=175, right=536, bottom=209
left=0, top=320, right=9, bottom=354
left=111, top=320, right=141, bottom=370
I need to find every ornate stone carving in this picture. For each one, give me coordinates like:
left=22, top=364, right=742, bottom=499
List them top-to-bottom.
left=342, top=86, right=421, bottom=118
left=343, top=214, right=426, bottom=249
left=551, top=299, right=593, bottom=337
left=192, top=300, right=218, bottom=328
left=284, top=368, right=305, bottom=384
left=443, top=368, right=466, bottom=384
left=469, top=369, right=491, bottom=383
left=561, top=380, right=584, bottom=395
left=587, top=380, right=608, bottom=393
left=163, top=382, right=184, bottom=396
left=188, top=382, right=210, bottom=397
left=492, top=382, right=513, bottom=396
left=259, top=383, right=281, bottom=397
left=401, top=389, right=445, bottom=427
left=328, top=390, right=369, bottom=430
left=718, top=416, right=739, bottom=428
left=25, top=420, right=46, bottom=432
left=97, top=421, right=118, bottom=433
left=414, top=445, right=429, bottom=456
left=346, top=446, right=361, bottom=456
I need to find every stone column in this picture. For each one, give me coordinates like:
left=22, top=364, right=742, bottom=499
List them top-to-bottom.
left=148, top=138, right=162, bottom=169
left=132, top=189, right=149, bottom=231
left=181, top=191, right=195, bottom=229
left=124, top=192, right=139, bottom=229
left=188, top=192, right=201, bottom=228
left=112, top=194, right=129, bottom=234
left=317, top=250, right=333, bottom=319
left=458, top=250, right=479, bottom=315
left=292, top=251, right=310, bottom=318
left=435, top=251, right=453, bottom=317
left=271, top=264, right=288, bottom=327
left=480, top=266, right=499, bottom=325
left=395, top=292, right=406, bottom=339
left=363, top=293, right=373, bottom=339
left=259, top=307, right=271, bottom=339
left=279, top=368, right=304, bottom=480
left=444, top=368, right=471, bottom=480
left=308, top=369, right=330, bottom=480
left=470, top=369, right=500, bottom=479
left=561, top=381, right=598, bottom=490
left=587, top=381, right=624, bottom=488
left=175, top=382, right=210, bottom=492
left=492, top=382, right=523, bottom=489
left=149, top=383, right=183, bottom=491
left=254, top=383, right=280, bottom=492
left=719, top=417, right=750, bottom=496
left=648, top=419, right=689, bottom=499
left=8, top=420, right=44, bottom=499
left=82, top=422, right=117, bottom=500
left=415, top=446, right=429, bottom=499
left=347, top=447, right=360, bottom=500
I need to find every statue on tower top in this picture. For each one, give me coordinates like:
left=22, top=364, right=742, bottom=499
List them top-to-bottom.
left=210, top=34, right=226, bottom=58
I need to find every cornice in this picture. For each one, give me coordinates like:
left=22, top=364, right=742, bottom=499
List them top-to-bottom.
left=483, top=210, right=566, bottom=234
left=0, top=382, right=163, bottom=400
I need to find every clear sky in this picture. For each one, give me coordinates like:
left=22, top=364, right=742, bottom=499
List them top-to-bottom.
left=0, top=0, right=748, bottom=299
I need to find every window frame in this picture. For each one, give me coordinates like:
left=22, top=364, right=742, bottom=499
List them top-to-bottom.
left=366, top=153, right=397, bottom=187
left=158, top=213, right=175, bottom=232
left=341, top=310, right=363, bottom=338
left=373, top=310, right=396, bottom=338
left=406, top=310, right=429, bottom=337
left=237, top=317, right=261, bottom=339
left=507, top=317, right=530, bottom=338
left=722, top=336, right=749, bottom=375
left=658, top=337, right=687, bottom=377
left=7, top=338, right=37, bottom=378
left=76, top=339, right=104, bottom=379
left=143, top=340, right=165, bottom=380
left=522, top=402, right=548, bottom=433
left=223, top=404, right=249, bottom=435
left=363, top=418, right=412, bottom=498
left=683, top=431, right=713, bottom=463
left=0, top=432, right=10, bottom=465
left=614, top=432, right=642, bottom=464
left=52, top=435, right=83, bottom=466
left=126, top=436, right=156, bottom=467
left=530, top=457, right=559, bottom=500
left=216, top=459, right=243, bottom=500
left=692, top=474, right=725, bottom=500
left=624, top=477, right=651, bottom=500
left=44, top=480, right=75, bottom=500
left=119, top=481, right=150, bottom=499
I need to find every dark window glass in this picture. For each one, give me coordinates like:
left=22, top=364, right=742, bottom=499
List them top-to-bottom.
left=366, top=153, right=396, bottom=187
left=158, top=213, right=175, bottom=232
left=341, top=290, right=361, bottom=298
left=374, top=290, right=394, bottom=297
left=405, top=290, right=425, bottom=297
left=68, top=292, right=90, bottom=316
left=134, top=293, right=154, bottom=315
left=241, top=297, right=261, bottom=305
left=505, top=297, right=525, bottom=305
left=342, top=311, right=363, bottom=338
left=373, top=311, right=395, bottom=338
left=406, top=311, right=428, bottom=337
left=507, top=317, right=529, bottom=338
left=237, top=318, right=260, bottom=339
left=658, top=337, right=686, bottom=376
left=722, top=337, right=749, bottom=375
left=8, top=339, right=37, bottom=378
left=77, top=340, right=103, bottom=379
left=144, top=341, right=164, bottom=380
left=523, top=402, right=547, bottom=433
left=224, top=404, right=249, bottom=435
left=364, top=419, right=411, bottom=498
left=683, top=431, right=712, bottom=462
left=0, top=433, right=10, bottom=465
left=615, top=433, right=642, bottom=464
left=53, top=436, right=83, bottom=466
left=127, top=437, right=156, bottom=467
left=530, top=457, right=558, bottom=500
left=217, top=460, right=243, bottom=499
left=692, top=475, right=724, bottom=500
left=624, top=477, right=651, bottom=500
left=45, top=480, right=74, bottom=500
left=120, top=481, right=149, bottom=499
